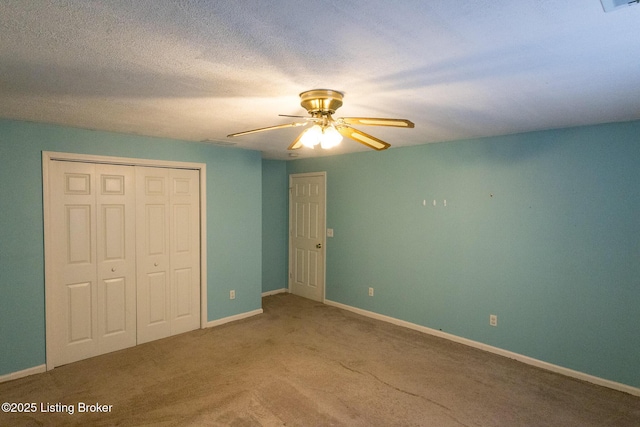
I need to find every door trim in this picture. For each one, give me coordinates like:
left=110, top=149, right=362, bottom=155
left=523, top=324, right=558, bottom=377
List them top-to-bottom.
left=42, top=151, right=207, bottom=370
left=288, top=171, right=327, bottom=302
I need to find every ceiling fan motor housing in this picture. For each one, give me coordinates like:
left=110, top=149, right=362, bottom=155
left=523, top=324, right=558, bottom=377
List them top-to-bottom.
left=300, top=89, right=343, bottom=115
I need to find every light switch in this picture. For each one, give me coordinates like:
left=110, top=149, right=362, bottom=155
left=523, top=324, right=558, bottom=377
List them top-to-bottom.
left=327, top=228, right=334, bottom=237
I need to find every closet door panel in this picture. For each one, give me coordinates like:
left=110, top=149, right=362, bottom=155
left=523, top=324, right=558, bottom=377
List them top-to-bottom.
left=50, top=161, right=98, bottom=366
left=96, top=164, right=136, bottom=354
left=136, top=167, right=171, bottom=344
left=169, top=168, right=200, bottom=335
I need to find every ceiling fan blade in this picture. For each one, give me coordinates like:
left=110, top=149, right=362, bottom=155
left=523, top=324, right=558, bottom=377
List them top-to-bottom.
left=278, top=114, right=307, bottom=118
left=339, top=117, right=415, bottom=128
left=227, top=121, right=307, bottom=137
left=337, top=126, right=391, bottom=151
left=287, top=130, right=306, bottom=150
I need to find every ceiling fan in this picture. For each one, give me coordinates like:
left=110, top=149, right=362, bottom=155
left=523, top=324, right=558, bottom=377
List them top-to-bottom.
left=227, top=89, right=414, bottom=151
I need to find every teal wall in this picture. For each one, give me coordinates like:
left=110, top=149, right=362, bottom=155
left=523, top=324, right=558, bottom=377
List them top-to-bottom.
left=3, top=117, right=639, bottom=389
left=0, top=119, right=262, bottom=376
left=287, top=120, right=640, bottom=388
left=262, top=159, right=288, bottom=293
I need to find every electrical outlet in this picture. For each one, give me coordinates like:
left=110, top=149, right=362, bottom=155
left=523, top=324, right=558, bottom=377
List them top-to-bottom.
left=368, top=287, right=374, bottom=297
left=230, top=290, right=236, bottom=300
left=489, top=314, right=497, bottom=327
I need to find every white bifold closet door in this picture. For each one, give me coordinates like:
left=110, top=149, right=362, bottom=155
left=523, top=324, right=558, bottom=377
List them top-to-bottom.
left=49, top=161, right=200, bottom=367
left=50, top=161, right=137, bottom=366
left=135, top=166, right=200, bottom=344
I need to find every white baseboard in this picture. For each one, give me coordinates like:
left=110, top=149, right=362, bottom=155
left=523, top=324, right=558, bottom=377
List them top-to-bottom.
left=262, top=288, right=287, bottom=297
left=324, top=299, right=640, bottom=397
left=5, top=303, right=637, bottom=397
left=205, top=308, right=263, bottom=328
left=0, top=364, right=46, bottom=384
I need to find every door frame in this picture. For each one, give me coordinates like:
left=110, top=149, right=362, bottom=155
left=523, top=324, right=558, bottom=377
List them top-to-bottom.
left=42, top=151, right=207, bottom=371
left=288, top=171, right=327, bottom=302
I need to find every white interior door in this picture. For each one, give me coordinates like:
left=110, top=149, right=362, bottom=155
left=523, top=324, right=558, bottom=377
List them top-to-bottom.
left=49, top=161, right=136, bottom=366
left=50, top=161, right=98, bottom=366
left=96, top=164, right=137, bottom=354
left=136, top=166, right=172, bottom=344
left=136, top=166, right=201, bottom=343
left=168, top=168, right=201, bottom=335
left=289, top=173, right=326, bottom=302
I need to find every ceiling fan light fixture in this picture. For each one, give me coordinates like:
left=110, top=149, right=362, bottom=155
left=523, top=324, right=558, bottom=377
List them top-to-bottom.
left=300, top=124, right=322, bottom=147
left=300, top=124, right=343, bottom=149
left=320, top=126, right=343, bottom=149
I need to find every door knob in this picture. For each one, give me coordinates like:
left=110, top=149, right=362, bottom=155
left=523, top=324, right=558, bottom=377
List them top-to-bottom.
left=316, top=243, right=322, bottom=249
left=154, top=262, right=158, bottom=267
left=111, top=267, right=116, bottom=272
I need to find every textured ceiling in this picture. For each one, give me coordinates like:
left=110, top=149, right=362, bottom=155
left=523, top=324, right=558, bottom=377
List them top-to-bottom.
left=1, top=0, right=639, bottom=160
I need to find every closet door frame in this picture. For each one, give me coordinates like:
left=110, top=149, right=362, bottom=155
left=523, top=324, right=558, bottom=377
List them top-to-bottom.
left=42, top=151, right=207, bottom=371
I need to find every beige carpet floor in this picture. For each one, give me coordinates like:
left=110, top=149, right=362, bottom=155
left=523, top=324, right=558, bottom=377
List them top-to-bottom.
left=1, top=293, right=639, bottom=426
